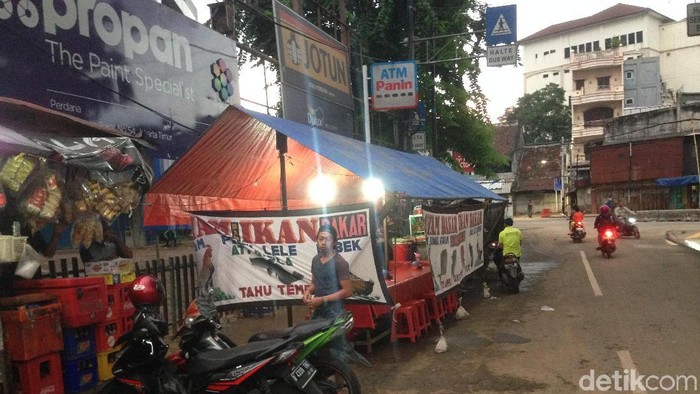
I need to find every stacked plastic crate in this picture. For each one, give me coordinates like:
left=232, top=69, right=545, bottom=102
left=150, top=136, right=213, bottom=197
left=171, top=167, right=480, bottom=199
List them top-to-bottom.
left=14, top=277, right=108, bottom=393
left=96, top=278, right=135, bottom=382
left=0, top=293, right=64, bottom=393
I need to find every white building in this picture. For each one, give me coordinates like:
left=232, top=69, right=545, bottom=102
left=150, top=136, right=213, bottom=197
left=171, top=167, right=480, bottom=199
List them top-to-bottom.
left=518, top=3, right=700, bottom=206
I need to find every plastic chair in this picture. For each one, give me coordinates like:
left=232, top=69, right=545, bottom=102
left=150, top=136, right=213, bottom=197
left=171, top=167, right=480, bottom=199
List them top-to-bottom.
left=422, top=290, right=446, bottom=325
left=442, top=291, right=459, bottom=315
left=403, top=299, right=430, bottom=336
left=345, top=304, right=388, bottom=352
left=391, top=304, right=419, bottom=343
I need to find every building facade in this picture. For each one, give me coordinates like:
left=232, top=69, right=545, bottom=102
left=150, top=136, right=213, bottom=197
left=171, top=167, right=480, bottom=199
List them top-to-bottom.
left=518, top=3, right=700, bottom=211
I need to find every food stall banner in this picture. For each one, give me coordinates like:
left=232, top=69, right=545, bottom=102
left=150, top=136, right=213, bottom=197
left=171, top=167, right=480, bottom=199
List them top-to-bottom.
left=190, top=203, right=391, bottom=307
left=423, top=207, right=484, bottom=295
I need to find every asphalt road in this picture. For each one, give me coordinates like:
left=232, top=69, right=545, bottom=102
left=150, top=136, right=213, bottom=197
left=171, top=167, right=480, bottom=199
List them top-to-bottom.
left=353, top=218, right=700, bottom=393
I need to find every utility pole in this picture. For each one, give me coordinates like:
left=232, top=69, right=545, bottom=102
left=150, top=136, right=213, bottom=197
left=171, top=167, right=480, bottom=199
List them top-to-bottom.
left=402, top=0, right=415, bottom=152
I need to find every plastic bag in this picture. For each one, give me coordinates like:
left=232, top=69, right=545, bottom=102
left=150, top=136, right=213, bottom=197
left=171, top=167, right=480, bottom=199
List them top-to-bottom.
left=15, top=242, right=44, bottom=279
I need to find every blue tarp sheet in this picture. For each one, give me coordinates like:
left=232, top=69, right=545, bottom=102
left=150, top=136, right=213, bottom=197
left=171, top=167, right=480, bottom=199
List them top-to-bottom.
left=145, top=106, right=503, bottom=227
left=241, top=107, right=504, bottom=201
left=656, top=175, right=700, bottom=187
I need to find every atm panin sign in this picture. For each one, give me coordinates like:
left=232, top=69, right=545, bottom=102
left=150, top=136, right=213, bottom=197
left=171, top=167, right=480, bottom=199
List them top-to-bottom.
left=371, top=61, right=418, bottom=110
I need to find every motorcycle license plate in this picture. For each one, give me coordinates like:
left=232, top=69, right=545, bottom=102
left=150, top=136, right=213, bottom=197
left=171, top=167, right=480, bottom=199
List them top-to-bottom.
left=290, top=359, right=316, bottom=389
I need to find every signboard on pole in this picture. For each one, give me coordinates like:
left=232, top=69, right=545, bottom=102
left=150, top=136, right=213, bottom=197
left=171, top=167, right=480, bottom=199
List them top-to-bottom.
left=273, top=1, right=354, bottom=136
left=688, top=3, right=700, bottom=37
left=486, top=5, right=517, bottom=45
left=487, top=44, right=518, bottom=67
left=370, top=61, right=418, bottom=110
left=411, top=132, right=426, bottom=151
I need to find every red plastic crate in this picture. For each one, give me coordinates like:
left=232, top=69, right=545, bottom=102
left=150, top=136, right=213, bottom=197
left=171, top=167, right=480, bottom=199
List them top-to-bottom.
left=14, top=277, right=108, bottom=328
left=120, top=283, right=135, bottom=317
left=105, top=284, right=123, bottom=320
left=0, top=294, right=63, bottom=361
left=122, top=313, right=134, bottom=332
left=95, top=318, right=124, bottom=352
left=11, top=352, right=64, bottom=394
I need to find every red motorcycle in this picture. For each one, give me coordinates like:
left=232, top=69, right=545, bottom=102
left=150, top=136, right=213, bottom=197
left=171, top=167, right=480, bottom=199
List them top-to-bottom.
left=597, top=227, right=617, bottom=258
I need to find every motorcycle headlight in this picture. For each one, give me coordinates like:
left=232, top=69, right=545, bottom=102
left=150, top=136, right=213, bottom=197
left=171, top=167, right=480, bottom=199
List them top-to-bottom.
left=628, top=218, right=636, bottom=224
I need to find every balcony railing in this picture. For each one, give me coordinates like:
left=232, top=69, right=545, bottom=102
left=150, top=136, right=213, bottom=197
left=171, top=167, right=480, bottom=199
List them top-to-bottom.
left=569, top=49, right=623, bottom=71
left=571, top=85, right=624, bottom=105
left=572, top=124, right=604, bottom=141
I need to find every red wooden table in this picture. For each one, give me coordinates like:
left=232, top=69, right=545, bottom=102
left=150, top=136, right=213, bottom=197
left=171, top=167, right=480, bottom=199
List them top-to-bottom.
left=385, top=260, right=433, bottom=304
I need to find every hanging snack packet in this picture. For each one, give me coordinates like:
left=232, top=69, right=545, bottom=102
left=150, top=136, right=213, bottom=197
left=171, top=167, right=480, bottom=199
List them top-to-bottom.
left=0, top=153, right=37, bottom=193
left=71, top=214, right=103, bottom=249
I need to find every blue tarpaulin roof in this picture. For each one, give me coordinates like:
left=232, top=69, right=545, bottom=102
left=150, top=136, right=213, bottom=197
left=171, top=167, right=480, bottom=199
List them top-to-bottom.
left=145, top=106, right=503, bottom=227
left=241, top=107, right=504, bottom=201
left=656, top=175, right=700, bottom=187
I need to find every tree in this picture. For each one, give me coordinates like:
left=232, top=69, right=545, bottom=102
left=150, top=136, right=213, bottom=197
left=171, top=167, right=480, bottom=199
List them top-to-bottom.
left=226, top=0, right=504, bottom=174
left=506, top=83, right=571, bottom=144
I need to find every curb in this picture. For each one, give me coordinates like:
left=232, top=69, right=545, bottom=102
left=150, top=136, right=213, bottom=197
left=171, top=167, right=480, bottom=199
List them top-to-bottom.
left=665, top=230, right=700, bottom=252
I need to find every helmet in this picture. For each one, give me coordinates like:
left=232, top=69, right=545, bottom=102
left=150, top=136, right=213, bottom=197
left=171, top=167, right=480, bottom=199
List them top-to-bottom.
left=599, top=205, right=610, bottom=215
left=129, top=275, right=165, bottom=306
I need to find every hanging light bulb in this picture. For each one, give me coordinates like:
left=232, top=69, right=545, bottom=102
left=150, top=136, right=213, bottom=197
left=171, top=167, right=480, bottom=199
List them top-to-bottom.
left=308, top=174, right=337, bottom=206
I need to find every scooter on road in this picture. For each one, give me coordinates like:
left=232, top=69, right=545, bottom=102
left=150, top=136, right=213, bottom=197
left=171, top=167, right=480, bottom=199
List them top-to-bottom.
left=488, top=242, right=524, bottom=293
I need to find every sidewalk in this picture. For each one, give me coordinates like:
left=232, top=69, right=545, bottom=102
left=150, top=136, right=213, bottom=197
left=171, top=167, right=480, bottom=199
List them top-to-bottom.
left=665, top=230, right=700, bottom=252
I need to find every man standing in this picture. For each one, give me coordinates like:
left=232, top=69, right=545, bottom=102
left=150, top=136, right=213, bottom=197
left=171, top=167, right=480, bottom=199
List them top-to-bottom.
left=527, top=199, right=534, bottom=218
left=79, top=219, right=133, bottom=263
left=302, top=224, right=353, bottom=358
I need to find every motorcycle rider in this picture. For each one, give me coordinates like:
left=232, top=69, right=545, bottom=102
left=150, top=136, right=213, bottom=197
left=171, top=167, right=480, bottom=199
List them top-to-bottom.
left=614, top=200, right=636, bottom=228
left=568, top=205, right=585, bottom=233
left=593, top=205, right=616, bottom=249
left=495, top=217, right=523, bottom=279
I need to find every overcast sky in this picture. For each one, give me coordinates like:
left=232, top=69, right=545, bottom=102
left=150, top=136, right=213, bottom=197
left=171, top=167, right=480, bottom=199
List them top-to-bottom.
left=192, top=0, right=689, bottom=121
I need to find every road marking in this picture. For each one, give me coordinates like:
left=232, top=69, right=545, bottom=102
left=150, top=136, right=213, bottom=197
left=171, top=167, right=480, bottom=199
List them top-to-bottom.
left=580, top=251, right=603, bottom=296
left=617, top=350, right=645, bottom=394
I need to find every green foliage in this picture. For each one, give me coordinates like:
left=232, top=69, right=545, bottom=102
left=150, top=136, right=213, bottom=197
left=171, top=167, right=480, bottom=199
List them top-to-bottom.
left=230, top=0, right=503, bottom=174
left=508, top=83, right=571, bottom=144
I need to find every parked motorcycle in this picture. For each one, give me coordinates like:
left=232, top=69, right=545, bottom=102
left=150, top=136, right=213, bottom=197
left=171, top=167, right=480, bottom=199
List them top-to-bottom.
left=617, top=216, right=640, bottom=239
left=570, top=221, right=587, bottom=243
left=597, top=227, right=617, bottom=258
left=488, top=242, right=524, bottom=293
left=101, top=275, right=323, bottom=394
left=175, top=295, right=363, bottom=394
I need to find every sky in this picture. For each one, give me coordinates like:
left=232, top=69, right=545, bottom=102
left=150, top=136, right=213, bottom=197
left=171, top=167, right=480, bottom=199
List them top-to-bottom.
left=191, top=0, right=690, bottom=122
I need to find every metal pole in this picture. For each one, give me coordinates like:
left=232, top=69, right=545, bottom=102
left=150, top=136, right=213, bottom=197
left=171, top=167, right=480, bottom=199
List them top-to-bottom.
left=362, top=65, right=371, bottom=143
left=276, top=132, right=293, bottom=326
left=694, top=132, right=700, bottom=208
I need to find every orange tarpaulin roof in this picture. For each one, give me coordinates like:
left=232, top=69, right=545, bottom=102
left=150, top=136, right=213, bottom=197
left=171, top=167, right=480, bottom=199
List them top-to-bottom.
left=144, top=106, right=504, bottom=228
left=144, top=107, right=364, bottom=227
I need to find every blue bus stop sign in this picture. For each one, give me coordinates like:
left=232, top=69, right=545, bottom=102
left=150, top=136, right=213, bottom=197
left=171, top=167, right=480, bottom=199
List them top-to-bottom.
left=486, top=5, right=517, bottom=45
